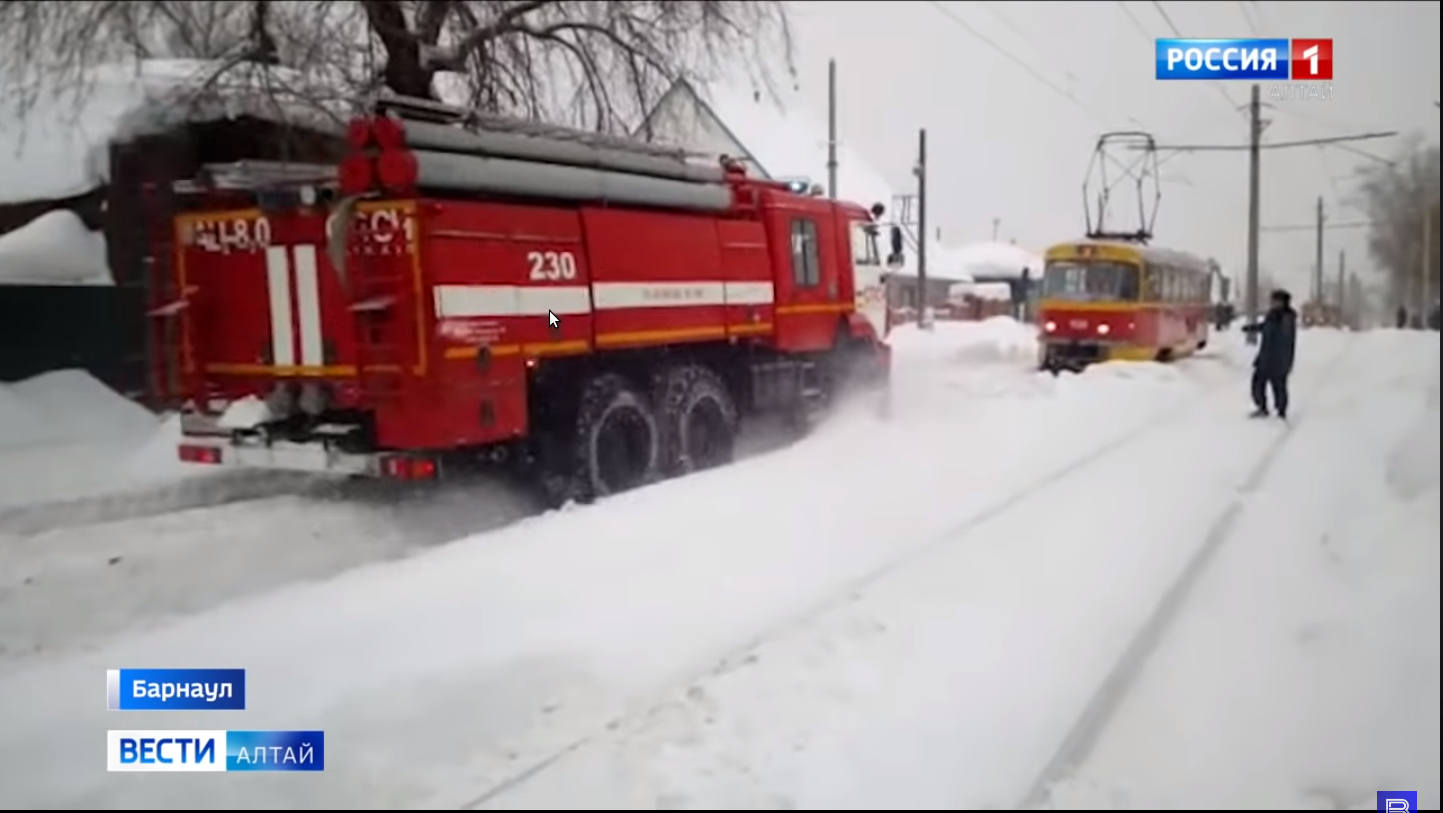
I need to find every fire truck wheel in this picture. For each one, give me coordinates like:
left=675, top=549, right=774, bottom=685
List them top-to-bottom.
left=653, top=364, right=738, bottom=475
left=573, top=373, right=660, bottom=500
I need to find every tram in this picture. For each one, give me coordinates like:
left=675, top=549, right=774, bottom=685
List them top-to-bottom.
left=1037, top=239, right=1212, bottom=372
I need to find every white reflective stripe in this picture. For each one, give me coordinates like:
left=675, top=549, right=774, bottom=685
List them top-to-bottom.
left=292, top=245, right=324, bottom=366
left=264, top=246, right=295, bottom=366
left=432, top=280, right=766, bottom=315
left=723, top=280, right=774, bottom=305
left=591, top=281, right=726, bottom=309
left=434, top=285, right=591, bottom=317
left=519, top=286, right=592, bottom=316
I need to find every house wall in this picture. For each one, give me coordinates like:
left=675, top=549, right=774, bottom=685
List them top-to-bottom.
left=885, top=275, right=957, bottom=311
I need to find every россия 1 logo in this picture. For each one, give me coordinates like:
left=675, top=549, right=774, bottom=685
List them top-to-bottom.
left=1156, top=38, right=1333, bottom=81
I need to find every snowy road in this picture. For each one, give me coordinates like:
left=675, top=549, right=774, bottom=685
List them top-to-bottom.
left=0, top=322, right=1436, bottom=809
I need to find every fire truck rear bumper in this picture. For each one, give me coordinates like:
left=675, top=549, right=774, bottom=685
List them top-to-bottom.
left=176, top=436, right=439, bottom=480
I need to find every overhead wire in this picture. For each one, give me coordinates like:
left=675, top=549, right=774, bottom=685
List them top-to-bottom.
left=923, top=0, right=1109, bottom=130
left=1150, top=0, right=1243, bottom=116
left=1236, top=1, right=1259, bottom=35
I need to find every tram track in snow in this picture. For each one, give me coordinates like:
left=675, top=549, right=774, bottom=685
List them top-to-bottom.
left=1017, top=338, right=1355, bottom=809
left=456, top=353, right=1256, bottom=808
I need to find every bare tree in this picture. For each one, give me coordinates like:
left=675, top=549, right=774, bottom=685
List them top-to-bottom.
left=0, top=0, right=792, bottom=133
left=1353, top=138, right=1441, bottom=308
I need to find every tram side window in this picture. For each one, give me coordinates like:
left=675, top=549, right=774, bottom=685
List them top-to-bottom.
left=1118, top=264, right=1140, bottom=300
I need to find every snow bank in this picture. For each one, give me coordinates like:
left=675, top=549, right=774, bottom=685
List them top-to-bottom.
left=0, top=59, right=340, bottom=205
left=0, top=210, right=111, bottom=286
left=888, top=317, right=1039, bottom=366
left=5, top=369, right=156, bottom=443
left=0, top=370, right=200, bottom=508
left=0, top=387, right=51, bottom=447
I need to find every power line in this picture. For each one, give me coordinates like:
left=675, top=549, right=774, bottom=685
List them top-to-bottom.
left=1150, top=0, right=1241, bottom=114
left=1236, top=0, right=1259, bottom=35
left=925, top=1, right=1104, bottom=127
left=981, top=1, right=1032, bottom=45
left=1115, top=1, right=1153, bottom=39
left=1113, top=2, right=1241, bottom=140
left=1266, top=104, right=1396, bottom=166
left=1146, top=130, right=1398, bottom=152
left=1260, top=221, right=1374, bottom=232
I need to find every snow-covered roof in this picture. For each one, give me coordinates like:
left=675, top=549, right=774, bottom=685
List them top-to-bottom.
left=0, top=59, right=343, bottom=206
left=0, top=210, right=111, bottom=286
left=946, top=241, right=1044, bottom=281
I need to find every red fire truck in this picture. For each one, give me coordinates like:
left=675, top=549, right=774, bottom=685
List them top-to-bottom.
left=155, top=96, right=890, bottom=502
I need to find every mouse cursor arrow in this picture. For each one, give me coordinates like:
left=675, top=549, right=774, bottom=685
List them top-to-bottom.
left=547, top=310, right=560, bottom=330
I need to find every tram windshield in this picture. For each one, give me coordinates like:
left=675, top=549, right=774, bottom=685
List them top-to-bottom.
left=1043, top=261, right=1140, bottom=302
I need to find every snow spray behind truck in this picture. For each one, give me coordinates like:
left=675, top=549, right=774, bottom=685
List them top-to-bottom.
left=154, top=95, right=891, bottom=502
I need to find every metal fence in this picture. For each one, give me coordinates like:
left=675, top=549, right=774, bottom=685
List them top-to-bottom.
left=0, top=285, right=147, bottom=398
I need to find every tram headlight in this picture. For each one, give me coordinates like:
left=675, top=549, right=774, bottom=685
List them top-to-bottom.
left=1044, top=320, right=1057, bottom=333
left=1096, top=323, right=1111, bottom=335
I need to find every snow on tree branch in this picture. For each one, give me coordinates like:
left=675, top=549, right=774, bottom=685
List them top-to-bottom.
left=0, top=0, right=793, bottom=135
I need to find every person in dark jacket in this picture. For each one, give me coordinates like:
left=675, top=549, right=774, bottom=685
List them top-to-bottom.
left=1241, top=289, right=1297, bottom=418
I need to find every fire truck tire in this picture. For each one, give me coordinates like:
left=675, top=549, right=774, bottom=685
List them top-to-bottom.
left=652, top=364, right=738, bottom=475
left=572, top=373, right=660, bottom=501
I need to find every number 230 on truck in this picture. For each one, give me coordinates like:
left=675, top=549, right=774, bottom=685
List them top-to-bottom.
left=157, top=98, right=891, bottom=502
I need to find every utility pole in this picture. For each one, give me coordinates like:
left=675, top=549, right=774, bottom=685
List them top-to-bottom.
left=826, top=58, right=837, bottom=200
left=1245, top=83, right=1262, bottom=344
left=1149, top=89, right=1396, bottom=344
left=916, top=128, right=929, bottom=329
left=1314, top=196, right=1324, bottom=303
left=1422, top=203, right=1431, bottom=323
left=1337, top=249, right=1345, bottom=313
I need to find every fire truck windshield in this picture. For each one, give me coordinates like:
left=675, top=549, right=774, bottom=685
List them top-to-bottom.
left=851, top=221, right=881, bottom=266
left=1043, top=260, right=1140, bottom=302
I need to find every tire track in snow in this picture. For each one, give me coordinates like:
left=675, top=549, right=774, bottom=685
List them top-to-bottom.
left=1018, top=339, right=1355, bottom=809
left=458, top=359, right=1249, bottom=809
left=0, top=470, right=331, bottom=535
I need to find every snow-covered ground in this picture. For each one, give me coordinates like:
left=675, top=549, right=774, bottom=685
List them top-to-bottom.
left=0, top=320, right=1436, bottom=810
left=0, top=370, right=200, bottom=510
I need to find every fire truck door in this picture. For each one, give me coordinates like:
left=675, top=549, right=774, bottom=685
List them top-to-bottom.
left=773, top=207, right=842, bottom=352
left=176, top=208, right=352, bottom=378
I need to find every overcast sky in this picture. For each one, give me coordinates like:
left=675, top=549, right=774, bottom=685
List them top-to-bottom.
left=769, top=0, right=1440, bottom=298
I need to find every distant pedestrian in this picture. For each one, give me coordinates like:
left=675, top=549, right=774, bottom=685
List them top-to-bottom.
left=1241, top=289, right=1297, bottom=419
left=1396, top=305, right=1408, bottom=329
